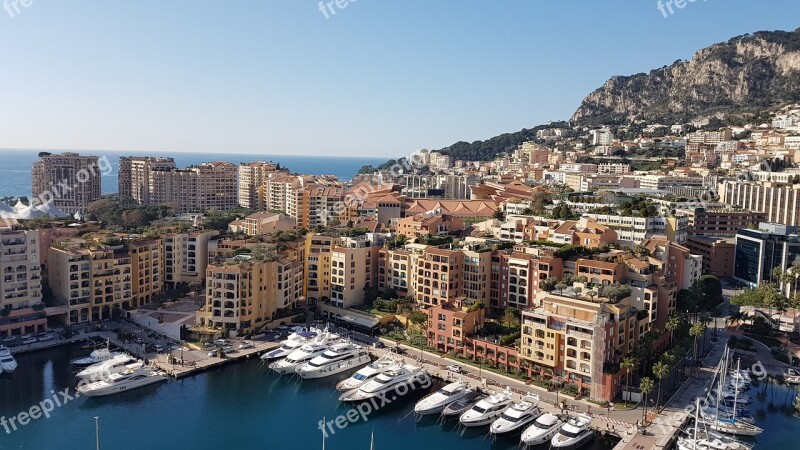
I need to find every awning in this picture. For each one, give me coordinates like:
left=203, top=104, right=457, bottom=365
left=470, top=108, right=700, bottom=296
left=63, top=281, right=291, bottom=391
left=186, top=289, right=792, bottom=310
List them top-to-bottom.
left=337, top=314, right=380, bottom=329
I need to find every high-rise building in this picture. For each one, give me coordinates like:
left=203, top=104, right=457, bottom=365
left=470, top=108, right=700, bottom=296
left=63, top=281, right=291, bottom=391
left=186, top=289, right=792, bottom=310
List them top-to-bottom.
left=32, top=152, right=102, bottom=214
left=118, top=156, right=177, bottom=205
left=119, top=159, right=237, bottom=212
left=238, top=161, right=281, bottom=209
left=719, top=181, right=800, bottom=227
left=734, top=223, right=800, bottom=290
left=0, top=229, right=44, bottom=336
left=164, top=230, right=219, bottom=289
left=328, top=236, right=380, bottom=308
left=128, top=239, right=164, bottom=307
left=48, top=242, right=132, bottom=324
left=197, top=243, right=304, bottom=334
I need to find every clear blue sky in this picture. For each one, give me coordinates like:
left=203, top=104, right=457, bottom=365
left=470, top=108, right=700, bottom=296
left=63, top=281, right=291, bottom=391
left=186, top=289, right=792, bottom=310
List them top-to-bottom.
left=0, top=1, right=797, bottom=158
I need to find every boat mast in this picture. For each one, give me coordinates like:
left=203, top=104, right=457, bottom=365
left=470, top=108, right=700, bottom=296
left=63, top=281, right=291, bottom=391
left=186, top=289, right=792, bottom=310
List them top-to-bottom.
left=693, top=397, right=699, bottom=444
left=94, top=416, right=100, bottom=450
left=321, top=416, right=325, bottom=450
left=370, top=429, right=374, bottom=450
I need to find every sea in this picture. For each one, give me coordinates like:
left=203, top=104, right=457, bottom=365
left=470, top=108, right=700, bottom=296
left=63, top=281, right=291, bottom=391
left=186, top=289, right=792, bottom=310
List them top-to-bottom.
left=0, top=149, right=389, bottom=200
left=0, top=345, right=620, bottom=450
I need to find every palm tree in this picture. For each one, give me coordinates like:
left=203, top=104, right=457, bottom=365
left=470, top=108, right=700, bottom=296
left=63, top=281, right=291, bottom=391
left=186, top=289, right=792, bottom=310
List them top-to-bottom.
left=665, top=314, right=681, bottom=348
left=690, top=322, right=706, bottom=363
left=621, top=357, right=637, bottom=403
left=652, top=361, right=670, bottom=411
left=639, top=377, right=655, bottom=425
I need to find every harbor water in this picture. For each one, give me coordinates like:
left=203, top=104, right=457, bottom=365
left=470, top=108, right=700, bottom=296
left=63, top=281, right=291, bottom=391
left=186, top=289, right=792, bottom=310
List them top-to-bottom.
left=0, top=345, right=620, bottom=450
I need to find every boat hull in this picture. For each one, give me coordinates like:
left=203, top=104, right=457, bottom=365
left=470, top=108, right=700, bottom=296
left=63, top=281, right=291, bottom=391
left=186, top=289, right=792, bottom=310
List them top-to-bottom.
left=297, top=355, right=371, bottom=379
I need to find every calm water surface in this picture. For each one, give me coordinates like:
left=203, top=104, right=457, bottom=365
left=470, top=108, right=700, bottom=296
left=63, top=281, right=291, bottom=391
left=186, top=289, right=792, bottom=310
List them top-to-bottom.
left=0, top=345, right=620, bottom=450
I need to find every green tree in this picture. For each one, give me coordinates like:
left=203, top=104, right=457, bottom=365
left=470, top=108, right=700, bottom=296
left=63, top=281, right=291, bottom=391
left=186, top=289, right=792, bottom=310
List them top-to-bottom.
left=693, top=275, right=723, bottom=311
left=540, top=278, right=558, bottom=292
left=502, top=307, right=521, bottom=333
left=408, top=311, right=428, bottom=326
left=665, top=314, right=682, bottom=348
left=690, top=322, right=706, bottom=362
left=621, top=357, right=637, bottom=403
left=652, top=361, right=670, bottom=410
left=639, top=377, right=655, bottom=425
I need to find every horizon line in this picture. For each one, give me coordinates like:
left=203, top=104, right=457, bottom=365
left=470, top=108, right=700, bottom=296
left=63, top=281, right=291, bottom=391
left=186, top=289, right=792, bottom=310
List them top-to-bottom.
left=0, top=147, right=400, bottom=160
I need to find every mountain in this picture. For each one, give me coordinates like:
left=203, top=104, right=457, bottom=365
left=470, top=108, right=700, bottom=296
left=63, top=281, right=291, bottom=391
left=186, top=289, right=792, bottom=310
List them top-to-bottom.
left=571, top=28, right=800, bottom=125
left=434, top=122, right=568, bottom=162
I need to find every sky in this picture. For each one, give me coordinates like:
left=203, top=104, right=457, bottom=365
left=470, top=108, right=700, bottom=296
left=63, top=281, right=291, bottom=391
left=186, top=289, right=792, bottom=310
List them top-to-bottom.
left=0, top=1, right=798, bottom=158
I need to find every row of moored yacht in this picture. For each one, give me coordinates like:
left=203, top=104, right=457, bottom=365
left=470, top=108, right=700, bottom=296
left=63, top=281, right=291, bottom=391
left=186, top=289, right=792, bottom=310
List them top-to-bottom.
left=70, top=346, right=167, bottom=397
left=415, top=382, right=594, bottom=448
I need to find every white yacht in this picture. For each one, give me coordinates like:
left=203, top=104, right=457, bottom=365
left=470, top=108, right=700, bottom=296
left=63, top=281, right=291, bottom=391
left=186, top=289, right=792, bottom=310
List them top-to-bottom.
left=260, top=329, right=319, bottom=361
left=268, top=333, right=335, bottom=375
left=296, top=342, right=371, bottom=379
left=0, top=346, right=17, bottom=373
left=72, top=348, right=123, bottom=366
left=336, top=353, right=397, bottom=392
left=77, top=354, right=138, bottom=381
left=339, top=363, right=429, bottom=402
left=77, top=366, right=167, bottom=397
left=414, top=379, right=471, bottom=416
left=458, top=388, right=513, bottom=427
left=441, top=391, right=483, bottom=418
left=489, top=393, right=541, bottom=435
left=521, top=413, right=563, bottom=447
left=551, top=413, right=594, bottom=449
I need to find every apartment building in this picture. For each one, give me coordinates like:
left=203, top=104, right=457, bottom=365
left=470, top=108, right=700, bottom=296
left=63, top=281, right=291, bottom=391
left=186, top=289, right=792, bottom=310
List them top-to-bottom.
left=32, top=152, right=102, bottom=214
left=118, top=156, right=177, bottom=205
left=133, top=161, right=238, bottom=213
left=238, top=161, right=281, bottom=209
left=597, top=163, right=630, bottom=175
left=637, top=175, right=704, bottom=191
left=719, top=181, right=800, bottom=227
left=303, top=185, right=346, bottom=229
left=686, top=208, right=767, bottom=237
left=228, top=212, right=296, bottom=236
left=396, top=212, right=465, bottom=239
left=583, top=213, right=687, bottom=244
left=552, top=217, right=617, bottom=249
left=0, top=230, right=44, bottom=337
left=164, top=230, right=219, bottom=289
left=305, top=234, right=337, bottom=302
left=686, top=235, right=735, bottom=277
left=328, top=236, right=380, bottom=308
left=642, top=237, right=701, bottom=290
left=128, top=239, right=163, bottom=307
left=48, top=242, right=132, bottom=324
left=197, top=243, right=304, bottom=334
left=377, top=245, right=426, bottom=297
left=415, top=248, right=463, bottom=307
left=520, top=292, right=639, bottom=401
left=426, top=297, right=486, bottom=352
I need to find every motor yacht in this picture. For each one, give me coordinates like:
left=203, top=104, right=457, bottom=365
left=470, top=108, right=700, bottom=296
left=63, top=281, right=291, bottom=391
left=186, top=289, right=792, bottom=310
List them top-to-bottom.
left=260, top=329, right=319, bottom=361
left=268, top=333, right=335, bottom=375
left=296, top=342, right=371, bottom=379
left=0, top=346, right=17, bottom=373
left=72, top=348, right=123, bottom=366
left=336, top=353, right=397, bottom=392
left=77, top=354, right=140, bottom=381
left=339, top=363, right=429, bottom=402
left=76, top=366, right=167, bottom=397
left=414, top=379, right=471, bottom=416
left=458, top=387, right=513, bottom=427
left=441, top=391, right=483, bottom=418
left=489, top=393, right=542, bottom=435
left=521, top=413, right=563, bottom=447
left=551, top=413, right=594, bottom=449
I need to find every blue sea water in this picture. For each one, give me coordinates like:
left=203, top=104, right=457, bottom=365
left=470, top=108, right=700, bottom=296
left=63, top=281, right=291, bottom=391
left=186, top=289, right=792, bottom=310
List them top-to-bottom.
left=0, top=149, right=388, bottom=199
left=0, top=346, right=620, bottom=450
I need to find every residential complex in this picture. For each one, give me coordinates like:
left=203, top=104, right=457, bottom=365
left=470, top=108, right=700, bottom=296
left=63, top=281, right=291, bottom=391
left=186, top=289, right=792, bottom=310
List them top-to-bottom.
left=31, top=152, right=102, bottom=214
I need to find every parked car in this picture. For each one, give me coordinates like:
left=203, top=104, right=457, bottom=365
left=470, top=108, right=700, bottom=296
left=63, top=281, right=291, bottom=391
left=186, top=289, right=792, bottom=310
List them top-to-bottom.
left=37, top=334, right=55, bottom=342
left=22, top=336, right=37, bottom=345
left=214, top=339, right=228, bottom=346
left=239, top=341, right=254, bottom=350
left=372, top=341, right=385, bottom=349
left=154, top=344, right=164, bottom=353
left=222, top=345, right=236, bottom=354
left=446, top=364, right=462, bottom=373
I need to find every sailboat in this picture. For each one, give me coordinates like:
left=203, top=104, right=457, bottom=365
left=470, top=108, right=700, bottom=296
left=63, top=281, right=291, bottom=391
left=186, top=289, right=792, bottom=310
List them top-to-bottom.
left=704, top=352, right=762, bottom=437
left=677, top=398, right=753, bottom=450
